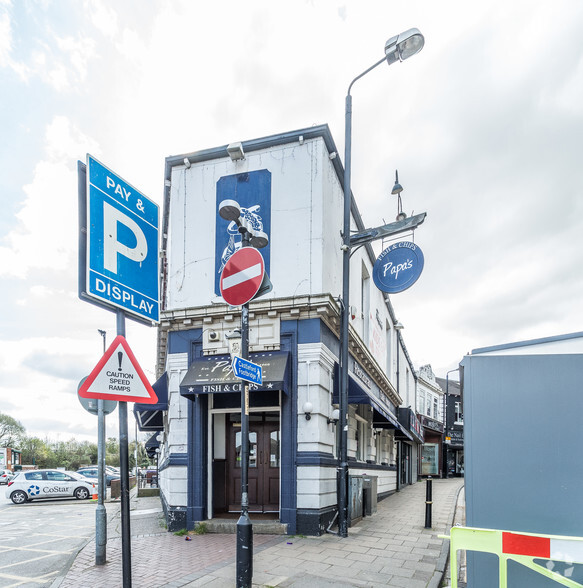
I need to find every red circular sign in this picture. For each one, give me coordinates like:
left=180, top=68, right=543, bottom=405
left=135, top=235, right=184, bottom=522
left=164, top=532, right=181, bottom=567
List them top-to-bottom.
left=220, top=248, right=265, bottom=306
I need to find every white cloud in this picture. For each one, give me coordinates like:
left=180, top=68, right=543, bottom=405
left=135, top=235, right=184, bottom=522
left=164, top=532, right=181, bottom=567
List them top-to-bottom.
left=88, top=0, right=118, bottom=40
left=0, top=3, right=12, bottom=68
left=0, top=116, right=99, bottom=278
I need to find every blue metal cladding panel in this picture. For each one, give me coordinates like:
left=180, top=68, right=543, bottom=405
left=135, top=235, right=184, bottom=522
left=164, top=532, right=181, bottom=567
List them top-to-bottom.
left=214, top=170, right=271, bottom=297
left=463, top=353, right=583, bottom=587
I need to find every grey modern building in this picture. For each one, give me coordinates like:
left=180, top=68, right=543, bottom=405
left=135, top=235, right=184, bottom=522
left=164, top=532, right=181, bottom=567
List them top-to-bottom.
left=461, top=331, right=583, bottom=586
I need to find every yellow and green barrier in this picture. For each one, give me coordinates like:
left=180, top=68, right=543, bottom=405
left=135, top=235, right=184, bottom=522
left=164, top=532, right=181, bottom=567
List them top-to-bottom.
left=440, top=526, right=583, bottom=587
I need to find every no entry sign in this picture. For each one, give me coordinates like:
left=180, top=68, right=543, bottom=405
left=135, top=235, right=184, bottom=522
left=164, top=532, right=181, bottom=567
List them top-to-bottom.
left=220, top=248, right=265, bottom=306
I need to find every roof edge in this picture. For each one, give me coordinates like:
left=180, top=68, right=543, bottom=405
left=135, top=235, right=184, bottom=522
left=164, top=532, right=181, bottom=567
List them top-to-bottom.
left=470, top=331, right=583, bottom=355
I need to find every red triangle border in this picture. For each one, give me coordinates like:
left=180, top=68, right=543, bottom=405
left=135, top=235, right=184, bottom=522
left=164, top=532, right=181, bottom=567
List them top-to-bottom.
left=78, top=335, right=158, bottom=404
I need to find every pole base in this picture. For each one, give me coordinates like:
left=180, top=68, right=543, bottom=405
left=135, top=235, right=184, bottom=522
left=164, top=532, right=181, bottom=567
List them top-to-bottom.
left=236, top=513, right=253, bottom=587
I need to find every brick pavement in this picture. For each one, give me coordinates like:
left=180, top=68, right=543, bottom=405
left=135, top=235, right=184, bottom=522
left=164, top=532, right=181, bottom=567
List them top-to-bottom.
left=56, top=477, right=464, bottom=588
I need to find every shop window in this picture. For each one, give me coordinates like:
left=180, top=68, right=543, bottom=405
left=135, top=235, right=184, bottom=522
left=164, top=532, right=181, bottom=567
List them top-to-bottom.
left=361, top=264, right=370, bottom=345
left=385, top=322, right=392, bottom=377
left=418, top=390, right=425, bottom=415
left=454, top=402, right=463, bottom=424
left=355, top=408, right=369, bottom=462
left=356, top=420, right=367, bottom=461
left=375, top=430, right=383, bottom=464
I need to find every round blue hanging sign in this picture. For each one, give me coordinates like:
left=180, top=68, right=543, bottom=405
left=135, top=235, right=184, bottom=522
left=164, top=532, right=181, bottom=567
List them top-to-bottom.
left=372, top=241, right=424, bottom=293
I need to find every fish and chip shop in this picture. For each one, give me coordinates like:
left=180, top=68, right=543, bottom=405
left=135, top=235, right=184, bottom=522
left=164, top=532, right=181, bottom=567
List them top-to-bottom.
left=134, top=125, right=423, bottom=535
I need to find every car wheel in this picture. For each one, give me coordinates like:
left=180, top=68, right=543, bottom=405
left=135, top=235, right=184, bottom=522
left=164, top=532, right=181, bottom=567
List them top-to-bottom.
left=74, top=487, right=90, bottom=500
left=11, top=490, right=28, bottom=504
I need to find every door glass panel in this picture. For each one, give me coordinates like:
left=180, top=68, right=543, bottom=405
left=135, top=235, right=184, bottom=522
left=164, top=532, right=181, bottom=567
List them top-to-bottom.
left=235, top=431, right=258, bottom=468
left=235, top=431, right=242, bottom=468
left=270, top=431, right=280, bottom=467
left=249, top=432, right=257, bottom=468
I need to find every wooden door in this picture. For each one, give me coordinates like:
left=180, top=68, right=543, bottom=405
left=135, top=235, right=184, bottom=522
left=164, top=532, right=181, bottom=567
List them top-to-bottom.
left=227, top=414, right=280, bottom=513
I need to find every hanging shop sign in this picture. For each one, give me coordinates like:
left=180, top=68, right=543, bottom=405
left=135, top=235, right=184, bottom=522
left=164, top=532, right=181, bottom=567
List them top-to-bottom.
left=372, top=241, right=424, bottom=294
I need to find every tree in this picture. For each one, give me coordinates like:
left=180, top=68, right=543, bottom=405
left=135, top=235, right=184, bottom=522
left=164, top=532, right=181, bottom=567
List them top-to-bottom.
left=0, top=413, right=26, bottom=448
left=19, top=436, right=50, bottom=468
left=105, top=437, right=120, bottom=467
left=129, top=440, right=153, bottom=470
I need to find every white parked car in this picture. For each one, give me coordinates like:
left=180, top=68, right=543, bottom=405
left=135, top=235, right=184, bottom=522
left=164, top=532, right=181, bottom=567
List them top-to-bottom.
left=0, top=469, right=13, bottom=485
left=5, top=469, right=97, bottom=504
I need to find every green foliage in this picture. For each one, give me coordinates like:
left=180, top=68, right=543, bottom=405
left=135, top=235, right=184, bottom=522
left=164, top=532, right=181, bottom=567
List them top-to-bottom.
left=0, top=413, right=26, bottom=447
left=2, top=413, right=155, bottom=472
left=19, top=437, right=51, bottom=468
left=193, top=522, right=207, bottom=535
left=174, top=528, right=188, bottom=536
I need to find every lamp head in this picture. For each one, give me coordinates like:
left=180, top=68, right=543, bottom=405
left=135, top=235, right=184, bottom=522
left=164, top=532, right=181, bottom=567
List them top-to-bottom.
left=385, top=28, right=424, bottom=66
left=391, top=170, right=403, bottom=195
left=218, top=199, right=241, bottom=222
left=249, top=230, right=269, bottom=249
left=327, top=408, right=340, bottom=425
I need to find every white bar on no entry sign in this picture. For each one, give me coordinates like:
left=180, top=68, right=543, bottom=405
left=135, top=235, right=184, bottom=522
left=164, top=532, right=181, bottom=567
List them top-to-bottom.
left=222, top=263, right=262, bottom=290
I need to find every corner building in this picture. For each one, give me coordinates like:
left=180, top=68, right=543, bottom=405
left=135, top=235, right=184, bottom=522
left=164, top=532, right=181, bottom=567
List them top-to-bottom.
left=147, top=125, right=423, bottom=535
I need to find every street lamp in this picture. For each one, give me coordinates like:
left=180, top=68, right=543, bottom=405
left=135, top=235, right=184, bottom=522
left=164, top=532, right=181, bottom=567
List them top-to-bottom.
left=338, top=28, right=424, bottom=538
left=218, top=198, right=268, bottom=588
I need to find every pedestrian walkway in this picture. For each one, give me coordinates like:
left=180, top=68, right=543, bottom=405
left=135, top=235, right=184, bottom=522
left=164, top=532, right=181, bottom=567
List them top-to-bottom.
left=56, top=477, right=464, bottom=588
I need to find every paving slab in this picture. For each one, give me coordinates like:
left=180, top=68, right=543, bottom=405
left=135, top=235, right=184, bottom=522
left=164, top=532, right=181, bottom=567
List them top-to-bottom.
left=56, top=477, right=464, bottom=587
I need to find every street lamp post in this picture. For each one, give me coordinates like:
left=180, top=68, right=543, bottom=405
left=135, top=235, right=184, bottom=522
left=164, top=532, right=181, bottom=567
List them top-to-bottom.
left=338, top=28, right=425, bottom=538
left=218, top=199, right=269, bottom=588
left=443, top=368, right=459, bottom=478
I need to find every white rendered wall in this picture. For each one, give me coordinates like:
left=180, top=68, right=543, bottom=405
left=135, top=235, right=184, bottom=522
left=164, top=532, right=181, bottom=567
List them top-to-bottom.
left=165, top=135, right=396, bottom=372
left=166, top=137, right=335, bottom=309
left=159, top=352, right=189, bottom=508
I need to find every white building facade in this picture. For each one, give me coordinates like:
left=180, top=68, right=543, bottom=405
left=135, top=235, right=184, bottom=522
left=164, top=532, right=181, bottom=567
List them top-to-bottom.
left=137, top=125, right=425, bottom=534
left=416, top=364, right=444, bottom=477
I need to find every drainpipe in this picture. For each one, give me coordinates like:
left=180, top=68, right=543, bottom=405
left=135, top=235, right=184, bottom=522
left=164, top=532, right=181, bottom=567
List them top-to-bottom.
left=395, top=335, right=400, bottom=492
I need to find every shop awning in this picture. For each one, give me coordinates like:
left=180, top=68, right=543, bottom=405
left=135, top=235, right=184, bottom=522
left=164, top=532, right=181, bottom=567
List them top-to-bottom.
left=180, top=352, right=290, bottom=400
left=332, top=364, right=407, bottom=433
left=133, top=373, right=168, bottom=431
left=397, top=407, right=424, bottom=443
left=145, top=433, right=160, bottom=458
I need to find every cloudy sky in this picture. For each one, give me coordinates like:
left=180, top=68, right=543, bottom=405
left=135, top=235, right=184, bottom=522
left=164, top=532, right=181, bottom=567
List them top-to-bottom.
left=1, top=0, right=582, bottom=442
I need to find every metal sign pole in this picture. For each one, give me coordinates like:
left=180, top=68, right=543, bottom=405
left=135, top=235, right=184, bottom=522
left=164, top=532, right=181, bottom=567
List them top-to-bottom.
left=236, top=300, right=253, bottom=587
left=117, top=309, right=132, bottom=588
left=96, top=331, right=107, bottom=565
left=96, top=399, right=107, bottom=565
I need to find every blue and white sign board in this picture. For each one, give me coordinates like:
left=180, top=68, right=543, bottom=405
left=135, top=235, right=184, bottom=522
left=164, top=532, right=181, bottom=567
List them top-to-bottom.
left=86, top=155, right=159, bottom=323
left=215, top=170, right=271, bottom=297
left=372, top=241, right=424, bottom=294
left=232, top=356, right=263, bottom=385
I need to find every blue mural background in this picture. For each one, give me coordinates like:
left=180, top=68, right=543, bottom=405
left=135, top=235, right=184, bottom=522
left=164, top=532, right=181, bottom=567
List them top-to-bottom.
left=215, top=170, right=271, bottom=297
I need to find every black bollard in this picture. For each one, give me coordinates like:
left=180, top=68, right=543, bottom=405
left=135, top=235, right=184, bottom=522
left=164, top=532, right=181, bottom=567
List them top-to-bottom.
left=424, top=476, right=432, bottom=529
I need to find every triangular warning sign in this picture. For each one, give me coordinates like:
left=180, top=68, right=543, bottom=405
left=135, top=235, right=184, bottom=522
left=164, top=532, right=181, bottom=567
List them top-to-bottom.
left=78, top=335, right=158, bottom=404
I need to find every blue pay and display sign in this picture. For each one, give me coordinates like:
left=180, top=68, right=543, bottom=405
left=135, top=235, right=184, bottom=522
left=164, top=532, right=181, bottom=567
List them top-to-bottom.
left=86, top=155, right=159, bottom=322
left=232, top=356, right=263, bottom=385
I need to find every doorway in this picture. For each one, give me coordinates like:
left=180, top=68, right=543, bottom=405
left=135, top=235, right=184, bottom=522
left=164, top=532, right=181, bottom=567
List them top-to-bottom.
left=227, top=412, right=280, bottom=513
